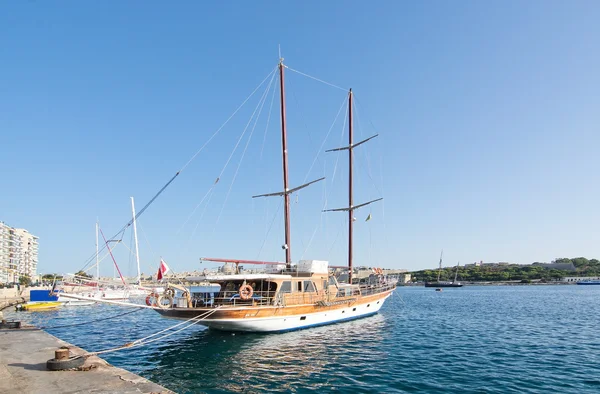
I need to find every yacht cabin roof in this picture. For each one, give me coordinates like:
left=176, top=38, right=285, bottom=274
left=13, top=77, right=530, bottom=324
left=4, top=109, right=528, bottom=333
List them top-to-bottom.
left=186, top=274, right=295, bottom=282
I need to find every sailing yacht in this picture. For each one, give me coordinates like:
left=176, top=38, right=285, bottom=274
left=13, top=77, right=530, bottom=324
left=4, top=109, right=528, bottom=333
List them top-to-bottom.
left=150, top=58, right=396, bottom=332
left=127, top=197, right=154, bottom=297
left=54, top=222, right=130, bottom=302
left=425, top=251, right=463, bottom=288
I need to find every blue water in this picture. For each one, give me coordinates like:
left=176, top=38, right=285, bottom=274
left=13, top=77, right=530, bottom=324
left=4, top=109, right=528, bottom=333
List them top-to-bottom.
left=6, top=285, right=600, bottom=393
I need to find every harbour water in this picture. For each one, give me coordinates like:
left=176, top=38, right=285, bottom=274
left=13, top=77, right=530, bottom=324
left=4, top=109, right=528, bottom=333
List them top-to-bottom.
left=5, top=285, right=600, bottom=393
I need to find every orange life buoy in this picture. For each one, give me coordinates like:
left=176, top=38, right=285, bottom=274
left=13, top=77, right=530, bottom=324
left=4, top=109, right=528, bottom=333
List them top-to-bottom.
left=239, top=284, right=254, bottom=300
left=145, top=293, right=158, bottom=306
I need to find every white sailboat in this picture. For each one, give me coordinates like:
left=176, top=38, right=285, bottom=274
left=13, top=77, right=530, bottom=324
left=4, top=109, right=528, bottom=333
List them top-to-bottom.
left=127, top=197, right=154, bottom=297
left=55, top=222, right=129, bottom=303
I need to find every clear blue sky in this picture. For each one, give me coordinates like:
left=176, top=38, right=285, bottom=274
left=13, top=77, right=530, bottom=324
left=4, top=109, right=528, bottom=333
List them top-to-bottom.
left=2, top=1, right=599, bottom=276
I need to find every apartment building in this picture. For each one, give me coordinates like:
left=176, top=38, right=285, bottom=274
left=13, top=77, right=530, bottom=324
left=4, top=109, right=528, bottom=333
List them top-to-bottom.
left=0, top=221, right=39, bottom=283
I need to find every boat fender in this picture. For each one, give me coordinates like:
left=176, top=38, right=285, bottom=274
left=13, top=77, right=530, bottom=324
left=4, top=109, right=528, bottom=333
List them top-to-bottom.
left=239, top=285, right=254, bottom=300
left=145, top=293, right=159, bottom=307
left=156, top=294, right=174, bottom=309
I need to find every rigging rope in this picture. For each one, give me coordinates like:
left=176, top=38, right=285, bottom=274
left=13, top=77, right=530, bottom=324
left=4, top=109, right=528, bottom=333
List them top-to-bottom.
left=77, top=66, right=278, bottom=274
left=285, top=66, right=348, bottom=92
left=179, top=67, right=278, bottom=173
left=213, top=69, right=278, bottom=229
left=259, top=73, right=279, bottom=160
left=302, top=95, right=348, bottom=185
left=351, top=98, right=383, bottom=195
left=322, top=101, right=349, bottom=210
left=176, top=180, right=219, bottom=237
left=187, top=187, right=216, bottom=244
left=256, top=198, right=283, bottom=260
left=99, top=228, right=126, bottom=286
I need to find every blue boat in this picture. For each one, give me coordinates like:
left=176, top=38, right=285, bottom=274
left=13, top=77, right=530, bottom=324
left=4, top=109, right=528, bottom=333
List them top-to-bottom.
left=576, top=280, right=600, bottom=285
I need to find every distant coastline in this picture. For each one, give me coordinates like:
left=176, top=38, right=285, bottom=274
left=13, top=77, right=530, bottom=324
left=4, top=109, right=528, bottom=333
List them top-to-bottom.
left=408, top=257, right=600, bottom=284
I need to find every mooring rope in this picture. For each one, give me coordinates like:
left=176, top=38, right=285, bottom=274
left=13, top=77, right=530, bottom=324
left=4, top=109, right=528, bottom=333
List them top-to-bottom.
left=84, top=307, right=222, bottom=357
left=39, top=308, right=142, bottom=330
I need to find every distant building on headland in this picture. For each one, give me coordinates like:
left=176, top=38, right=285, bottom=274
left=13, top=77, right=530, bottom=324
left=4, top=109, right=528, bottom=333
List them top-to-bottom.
left=0, top=221, right=39, bottom=284
left=462, top=260, right=576, bottom=272
left=464, top=261, right=512, bottom=268
left=532, top=262, right=576, bottom=271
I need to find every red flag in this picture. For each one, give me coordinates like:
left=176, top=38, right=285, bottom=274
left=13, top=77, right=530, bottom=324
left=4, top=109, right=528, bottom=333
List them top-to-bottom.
left=157, top=259, right=170, bottom=281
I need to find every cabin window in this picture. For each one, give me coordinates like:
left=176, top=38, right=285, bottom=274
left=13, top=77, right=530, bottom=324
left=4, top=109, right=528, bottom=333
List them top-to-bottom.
left=328, top=276, right=336, bottom=286
left=262, top=281, right=277, bottom=294
left=280, top=281, right=292, bottom=293
left=296, top=281, right=302, bottom=292
left=303, top=281, right=316, bottom=293
left=300, top=316, right=306, bottom=321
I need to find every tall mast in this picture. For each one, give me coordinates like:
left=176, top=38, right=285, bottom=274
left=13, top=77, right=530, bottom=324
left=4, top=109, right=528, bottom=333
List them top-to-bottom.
left=279, top=59, right=292, bottom=268
left=252, top=60, right=325, bottom=268
left=324, top=89, right=381, bottom=284
left=348, top=89, right=354, bottom=284
left=131, top=197, right=141, bottom=286
left=95, top=221, right=99, bottom=289
left=437, top=250, right=443, bottom=282
left=454, top=262, right=459, bottom=282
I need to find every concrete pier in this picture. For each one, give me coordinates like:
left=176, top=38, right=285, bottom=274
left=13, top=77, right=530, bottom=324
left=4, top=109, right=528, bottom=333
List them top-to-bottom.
left=0, top=326, right=173, bottom=394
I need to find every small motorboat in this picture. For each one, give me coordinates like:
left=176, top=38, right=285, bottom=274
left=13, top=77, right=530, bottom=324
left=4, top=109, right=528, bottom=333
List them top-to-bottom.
left=16, top=301, right=63, bottom=311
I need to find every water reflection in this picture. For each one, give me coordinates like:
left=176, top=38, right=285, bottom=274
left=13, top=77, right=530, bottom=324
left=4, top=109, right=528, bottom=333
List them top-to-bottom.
left=142, top=313, right=391, bottom=393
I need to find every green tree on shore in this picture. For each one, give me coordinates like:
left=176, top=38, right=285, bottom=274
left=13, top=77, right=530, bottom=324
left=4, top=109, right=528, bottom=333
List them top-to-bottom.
left=410, top=257, right=600, bottom=282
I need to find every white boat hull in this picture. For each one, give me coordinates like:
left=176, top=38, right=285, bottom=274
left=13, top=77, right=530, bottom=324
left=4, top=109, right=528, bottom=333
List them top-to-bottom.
left=165, top=292, right=391, bottom=332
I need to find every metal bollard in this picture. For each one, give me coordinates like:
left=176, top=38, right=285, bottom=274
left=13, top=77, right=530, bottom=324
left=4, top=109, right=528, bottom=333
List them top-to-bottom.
left=55, top=348, right=70, bottom=361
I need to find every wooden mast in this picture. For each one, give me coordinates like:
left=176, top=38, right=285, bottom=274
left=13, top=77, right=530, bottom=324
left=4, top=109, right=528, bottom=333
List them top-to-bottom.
left=279, top=59, right=292, bottom=268
left=252, top=60, right=325, bottom=270
left=324, top=89, right=382, bottom=284
left=348, top=89, right=354, bottom=284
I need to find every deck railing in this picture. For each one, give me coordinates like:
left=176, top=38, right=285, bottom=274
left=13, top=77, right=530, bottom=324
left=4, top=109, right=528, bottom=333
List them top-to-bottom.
left=174, top=280, right=396, bottom=308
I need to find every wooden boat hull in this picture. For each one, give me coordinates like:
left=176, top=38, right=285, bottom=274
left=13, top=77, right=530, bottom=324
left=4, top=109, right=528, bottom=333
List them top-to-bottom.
left=155, top=289, right=393, bottom=332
